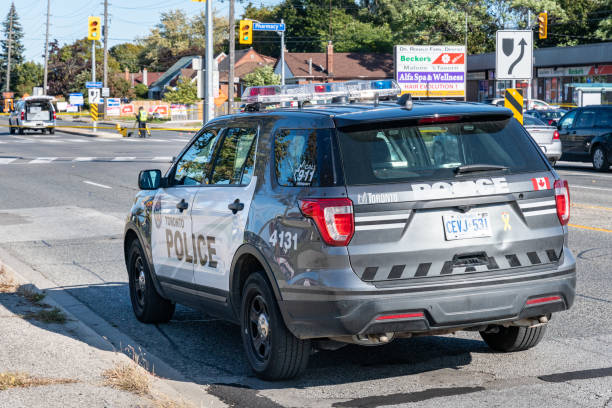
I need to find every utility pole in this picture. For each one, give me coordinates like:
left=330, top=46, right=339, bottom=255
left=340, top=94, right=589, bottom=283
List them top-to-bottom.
left=43, top=0, right=51, bottom=93
left=103, top=0, right=109, bottom=88
left=204, top=0, right=214, bottom=123
left=227, top=0, right=235, bottom=115
left=5, top=4, right=14, bottom=92
left=464, top=10, right=468, bottom=101
left=280, top=19, right=285, bottom=86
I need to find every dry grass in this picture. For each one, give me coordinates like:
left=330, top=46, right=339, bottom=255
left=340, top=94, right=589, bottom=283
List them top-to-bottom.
left=0, top=266, right=18, bottom=293
left=24, top=307, right=67, bottom=324
left=102, top=361, right=151, bottom=396
left=0, top=372, right=76, bottom=390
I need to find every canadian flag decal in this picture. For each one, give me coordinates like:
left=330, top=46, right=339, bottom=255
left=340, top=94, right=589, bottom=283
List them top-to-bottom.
left=532, top=177, right=551, bottom=190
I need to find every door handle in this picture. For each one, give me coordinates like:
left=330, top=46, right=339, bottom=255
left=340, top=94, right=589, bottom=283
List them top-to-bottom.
left=228, top=198, right=244, bottom=214
left=176, top=199, right=188, bottom=212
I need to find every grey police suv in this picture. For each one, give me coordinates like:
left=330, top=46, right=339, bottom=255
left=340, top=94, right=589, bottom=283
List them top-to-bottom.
left=124, top=98, right=576, bottom=380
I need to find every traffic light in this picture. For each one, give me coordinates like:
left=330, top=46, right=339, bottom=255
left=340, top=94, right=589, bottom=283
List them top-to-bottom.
left=538, top=12, right=547, bottom=39
left=88, top=16, right=101, bottom=41
left=239, top=20, right=252, bottom=45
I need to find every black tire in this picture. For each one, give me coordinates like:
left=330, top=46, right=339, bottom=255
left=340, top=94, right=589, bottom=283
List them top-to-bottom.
left=9, top=121, right=14, bottom=134
left=18, top=126, right=24, bottom=135
left=49, top=128, right=55, bottom=135
left=42, top=129, right=47, bottom=134
left=592, top=146, right=609, bottom=172
left=127, top=239, right=175, bottom=323
left=240, top=271, right=310, bottom=380
left=480, top=325, right=547, bottom=352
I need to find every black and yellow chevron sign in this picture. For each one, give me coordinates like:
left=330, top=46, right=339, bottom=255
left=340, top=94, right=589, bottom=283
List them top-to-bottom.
left=504, top=88, right=523, bottom=124
left=90, top=104, right=98, bottom=122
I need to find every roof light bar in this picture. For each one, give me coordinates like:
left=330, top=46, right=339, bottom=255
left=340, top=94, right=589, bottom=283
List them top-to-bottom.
left=241, top=80, right=401, bottom=104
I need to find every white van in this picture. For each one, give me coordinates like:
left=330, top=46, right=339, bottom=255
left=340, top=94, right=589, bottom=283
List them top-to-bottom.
left=8, top=96, right=56, bottom=135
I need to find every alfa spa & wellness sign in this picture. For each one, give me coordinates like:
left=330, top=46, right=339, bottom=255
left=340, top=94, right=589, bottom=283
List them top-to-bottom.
left=394, top=45, right=466, bottom=98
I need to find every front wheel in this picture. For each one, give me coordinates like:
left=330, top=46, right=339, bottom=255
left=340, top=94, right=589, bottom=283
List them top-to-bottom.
left=592, top=147, right=609, bottom=171
left=127, top=239, right=175, bottom=323
left=240, top=271, right=310, bottom=380
left=480, top=325, right=547, bottom=352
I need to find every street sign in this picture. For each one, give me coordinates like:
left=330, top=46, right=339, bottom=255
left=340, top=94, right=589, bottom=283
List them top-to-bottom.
left=253, top=22, right=285, bottom=32
left=496, top=30, right=533, bottom=80
left=394, top=45, right=466, bottom=98
left=86, top=81, right=103, bottom=89
left=102, top=87, right=110, bottom=97
left=504, top=88, right=524, bottom=124
left=88, top=89, right=101, bottom=104
left=69, top=93, right=84, bottom=106
left=106, top=98, right=121, bottom=116
left=90, top=103, right=99, bottom=122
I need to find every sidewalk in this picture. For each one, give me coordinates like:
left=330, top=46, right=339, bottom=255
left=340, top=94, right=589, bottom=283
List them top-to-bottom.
left=0, top=261, right=225, bottom=408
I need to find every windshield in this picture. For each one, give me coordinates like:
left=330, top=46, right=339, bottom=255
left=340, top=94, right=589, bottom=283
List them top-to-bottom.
left=337, top=119, right=548, bottom=185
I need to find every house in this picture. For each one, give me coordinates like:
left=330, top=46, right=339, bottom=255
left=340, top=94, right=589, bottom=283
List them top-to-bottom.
left=274, top=42, right=394, bottom=84
left=218, top=48, right=277, bottom=98
left=147, top=56, right=201, bottom=99
left=122, top=68, right=163, bottom=88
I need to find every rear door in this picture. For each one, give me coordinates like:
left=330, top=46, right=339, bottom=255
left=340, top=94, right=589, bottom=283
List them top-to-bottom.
left=25, top=100, right=53, bottom=122
left=336, top=116, right=564, bottom=283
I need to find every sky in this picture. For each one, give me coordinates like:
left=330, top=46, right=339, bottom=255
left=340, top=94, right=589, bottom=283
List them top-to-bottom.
left=2, top=0, right=256, bottom=64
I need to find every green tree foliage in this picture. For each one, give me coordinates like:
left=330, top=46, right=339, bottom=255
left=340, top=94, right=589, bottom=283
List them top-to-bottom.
left=0, top=2, right=25, bottom=91
left=139, top=10, right=229, bottom=71
left=110, top=43, right=145, bottom=72
left=13, top=61, right=43, bottom=96
left=242, top=65, right=280, bottom=87
left=163, top=76, right=198, bottom=104
left=134, top=83, right=149, bottom=99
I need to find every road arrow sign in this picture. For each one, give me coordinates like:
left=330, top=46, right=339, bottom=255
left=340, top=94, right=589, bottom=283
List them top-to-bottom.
left=496, top=30, right=533, bottom=80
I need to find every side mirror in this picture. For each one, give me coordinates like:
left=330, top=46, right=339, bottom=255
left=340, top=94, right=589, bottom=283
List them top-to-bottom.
left=138, top=169, right=163, bottom=190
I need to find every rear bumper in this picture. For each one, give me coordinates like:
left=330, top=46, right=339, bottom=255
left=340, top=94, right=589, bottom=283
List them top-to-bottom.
left=21, top=121, right=55, bottom=129
left=539, top=141, right=562, bottom=161
left=279, top=252, right=576, bottom=339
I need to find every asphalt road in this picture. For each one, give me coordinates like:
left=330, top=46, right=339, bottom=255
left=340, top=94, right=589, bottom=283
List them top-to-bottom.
left=0, top=124, right=610, bottom=407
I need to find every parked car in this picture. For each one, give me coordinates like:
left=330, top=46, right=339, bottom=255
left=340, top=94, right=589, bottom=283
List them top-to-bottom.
left=8, top=96, right=56, bottom=135
left=483, top=98, right=558, bottom=110
left=557, top=105, right=612, bottom=170
left=525, top=109, right=567, bottom=126
left=523, top=115, right=562, bottom=165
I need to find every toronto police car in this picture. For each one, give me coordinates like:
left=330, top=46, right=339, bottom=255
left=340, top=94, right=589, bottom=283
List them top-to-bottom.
left=124, top=80, right=576, bottom=380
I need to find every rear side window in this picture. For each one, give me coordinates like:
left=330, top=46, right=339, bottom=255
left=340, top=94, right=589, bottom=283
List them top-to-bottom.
left=575, top=110, right=596, bottom=128
left=595, top=110, right=612, bottom=127
left=337, top=119, right=548, bottom=185
left=274, top=129, right=339, bottom=187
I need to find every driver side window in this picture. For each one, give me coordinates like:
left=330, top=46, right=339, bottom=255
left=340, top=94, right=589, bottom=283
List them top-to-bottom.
left=559, top=110, right=577, bottom=130
left=173, top=128, right=223, bottom=186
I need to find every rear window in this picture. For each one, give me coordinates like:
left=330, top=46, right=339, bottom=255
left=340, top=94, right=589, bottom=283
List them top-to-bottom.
left=26, top=101, right=52, bottom=112
left=524, top=115, right=546, bottom=126
left=337, top=119, right=548, bottom=185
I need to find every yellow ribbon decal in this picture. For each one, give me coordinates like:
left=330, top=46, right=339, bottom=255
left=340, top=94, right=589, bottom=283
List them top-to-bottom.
left=502, top=212, right=511, bottom=231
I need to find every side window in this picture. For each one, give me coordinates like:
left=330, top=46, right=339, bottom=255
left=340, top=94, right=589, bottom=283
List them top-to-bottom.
left=559, top=110, right=577, bottom=129
left=575, top=110, right=596, bottom=128
left=595, top=110, right=612, bottom=128
left=209, top=127, right=257, bottom=185
left=173, top=128, right=222, bottom=186
left=274, top=129, right=338, bottom=187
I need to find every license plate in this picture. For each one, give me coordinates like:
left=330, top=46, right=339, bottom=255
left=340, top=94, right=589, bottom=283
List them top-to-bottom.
left=443, top=212, right=492, bottom=240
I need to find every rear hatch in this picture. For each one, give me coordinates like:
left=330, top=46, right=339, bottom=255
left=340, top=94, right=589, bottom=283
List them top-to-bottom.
left=25, top=100, right=53, bottom=122
left=335, top=113, right=565, bottom=283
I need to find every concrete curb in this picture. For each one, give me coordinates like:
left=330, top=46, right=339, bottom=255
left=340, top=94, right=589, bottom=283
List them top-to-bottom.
left=56, top=127, right=123, bottom=139
left=0, top=248, right=226, bottom=408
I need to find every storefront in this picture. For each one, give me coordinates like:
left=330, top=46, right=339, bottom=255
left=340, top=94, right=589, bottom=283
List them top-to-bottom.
left=536, top=65, right=612, bottom=104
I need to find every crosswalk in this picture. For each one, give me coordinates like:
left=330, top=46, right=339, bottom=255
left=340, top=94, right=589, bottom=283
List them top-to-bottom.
left=0, top=136, right=189, bottom=144
left=0, top=157, right=174, bottom=165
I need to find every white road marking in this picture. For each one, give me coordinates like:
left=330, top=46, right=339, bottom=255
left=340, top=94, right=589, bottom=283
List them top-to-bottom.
left=152, top=156, right=173, bottom=161
left=29, top=157, right=57, bottom=164
left=74, top=157, right=95, bottom=161
left=111, top=157, right=136, bottom=161
left=0, top=158, right=17, bottom=164
left=557, top=170, right=612, bottom=179
left=83, top=180, right=112, bottom=189
left=572, top=185, right=612, bottom=192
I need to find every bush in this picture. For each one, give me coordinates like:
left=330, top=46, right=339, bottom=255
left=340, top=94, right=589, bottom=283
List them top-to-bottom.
left=134, top=83, right=149, bottom=99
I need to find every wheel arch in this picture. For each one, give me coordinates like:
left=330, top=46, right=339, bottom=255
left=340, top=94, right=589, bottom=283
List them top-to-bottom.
left=124, top=224, right=168, bottom=299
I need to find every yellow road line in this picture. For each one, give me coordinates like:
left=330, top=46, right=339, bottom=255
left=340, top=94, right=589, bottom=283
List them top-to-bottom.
left=571, top=203, right=612, bottom=212
left=569, top=224, right=612, bottom=233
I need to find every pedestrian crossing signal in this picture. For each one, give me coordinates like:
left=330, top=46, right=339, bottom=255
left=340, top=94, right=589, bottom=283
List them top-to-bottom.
left=538, top=12, right=547, bottom=39
left=88, top=16, right=101, bottom=41
left=239, top=20, right=252, bottom=45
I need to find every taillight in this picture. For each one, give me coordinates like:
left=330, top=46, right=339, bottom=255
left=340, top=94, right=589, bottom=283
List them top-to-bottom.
left=20, top=111, right=24, bottom=120
left=53, top=111, right=56, bottom=120
left=418, top=115, right=461, bottom=125
left=553, top=130, right=560, bottom=140
left=554, top=179, right=570, bottom=225
left=299, top=198, right=354, bottom=246
left=526, top=295, right=562, bottom=305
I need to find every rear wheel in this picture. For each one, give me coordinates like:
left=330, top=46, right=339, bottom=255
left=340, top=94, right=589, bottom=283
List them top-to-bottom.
left=9, top=121, right=14, bottom=134
left=18, top=126, right=24, bottom=135
left=49, top=128, right=55, bottom=135
left=592, top=147, right=609, bottom=171
left=127, top=239, right=175, bottom=323
left=240, top=271, right=310, bottom=380
left=480, top=325, right=547, bottom=352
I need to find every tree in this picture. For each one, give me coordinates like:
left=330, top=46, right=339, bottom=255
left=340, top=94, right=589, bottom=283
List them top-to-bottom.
left=0, top=2, right=25, bottom=91
left=110, top=43, right=145, bottom=72
left=13, top=61, right=43, bottom=96
left=242, top=65, right=280, bottom=87
left=163, top=76, right=198, bottom=104
left=134, top=83, right=149, bottom=99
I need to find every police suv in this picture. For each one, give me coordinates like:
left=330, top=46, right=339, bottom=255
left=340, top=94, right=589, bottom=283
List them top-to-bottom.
left=124, top=80, right=575, bottom=380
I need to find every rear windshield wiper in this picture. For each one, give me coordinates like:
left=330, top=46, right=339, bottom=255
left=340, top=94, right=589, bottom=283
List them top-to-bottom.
left=454, top=164, right=509, bottom=174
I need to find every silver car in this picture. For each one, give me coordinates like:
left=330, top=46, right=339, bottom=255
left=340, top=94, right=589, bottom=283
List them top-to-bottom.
left=8, top=96, right=56, bottom=135
left=524, top=114, right=562, bottom=165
